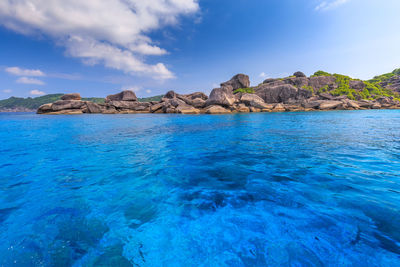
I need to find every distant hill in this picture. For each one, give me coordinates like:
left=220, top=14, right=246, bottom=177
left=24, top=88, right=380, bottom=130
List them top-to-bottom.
left=0, top=94, right=163, bottom=111
left=139, top=95, right=163, bottom=102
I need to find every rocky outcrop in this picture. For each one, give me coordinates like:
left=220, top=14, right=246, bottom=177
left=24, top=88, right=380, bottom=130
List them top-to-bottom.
left=37, top=71, right=400, bottom=115
left=294, top=71, right=306, bottom=78
left=220, top=74, right=250, bottom=90
left=380, top=76, right=400, bottom=93
left=255, top=84, right=312, bottom=103
left=205, top=86, right=236, bottom=107
left=106, top=90, right=137, bottom=102
left=61, top=93, right=81, bottom=101
left=240, top=93, right=272, bottom=109
left=37, top=99, right=96, bottom=115
left=319, top=101, right=342, bottom=110
left=205, top=105, right=231, bottom=114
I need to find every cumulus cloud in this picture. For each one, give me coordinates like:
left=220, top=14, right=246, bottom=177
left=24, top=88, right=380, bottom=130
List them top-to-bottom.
left=0, top=0, right=199, bottom=80
left=315, top=0, right=349, bottom=11
left=5, top=67, right=45, bottom=76
left=259, top=72, right=268, bottom=78
left=17, top=77, right=45, bottom=85
left=122, top=86, right=141, bottom=92
left=2, top=89, right=12, bottom=93
left=30, top=89, right=45, bottom=95
left=146, top=89, right=152, bottom=94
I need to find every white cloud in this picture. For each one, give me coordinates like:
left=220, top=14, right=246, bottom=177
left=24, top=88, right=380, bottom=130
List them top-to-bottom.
left=0, top=0, right=199, bottom=80
left=315, top=0, right=349, bottom=11
left=5, top=67, right=45, bottom=76
left=259, top=72, right=268, bottom=78
left=17, top=77, right=45, bottom=85
left=122, top=86, right=141, bottom=92
left=2, top=89, right=12, bottom=93
left=30, top=89, right=45, bottom=96
left=146, top=89, right=152, bottom=94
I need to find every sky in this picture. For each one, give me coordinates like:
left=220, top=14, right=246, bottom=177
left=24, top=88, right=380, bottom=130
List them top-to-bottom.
left=0, top=0, right=399, bottom=99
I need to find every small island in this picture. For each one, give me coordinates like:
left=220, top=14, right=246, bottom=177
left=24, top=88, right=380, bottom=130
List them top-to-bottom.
left=37, top=69, right=400, bottom=115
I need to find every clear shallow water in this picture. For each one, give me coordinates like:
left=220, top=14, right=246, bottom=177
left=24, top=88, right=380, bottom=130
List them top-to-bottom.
left=0, top=111, right=400, bottom=266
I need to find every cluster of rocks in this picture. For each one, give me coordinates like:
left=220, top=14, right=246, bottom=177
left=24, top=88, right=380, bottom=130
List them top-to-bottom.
left=37, top=72, right=400, bottom=115
left=380, top=76, right=400, bottom=94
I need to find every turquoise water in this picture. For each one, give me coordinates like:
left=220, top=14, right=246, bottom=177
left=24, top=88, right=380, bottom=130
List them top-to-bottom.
left=0, top=111, right=400, bottom=266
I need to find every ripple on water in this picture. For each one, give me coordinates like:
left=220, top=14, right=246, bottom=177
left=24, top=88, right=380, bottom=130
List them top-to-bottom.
left=0, top=111, right=400, bottom=266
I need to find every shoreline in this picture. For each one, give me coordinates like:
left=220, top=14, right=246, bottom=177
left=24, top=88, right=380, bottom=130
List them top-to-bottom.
left=36, top=73, right=400, bottom=115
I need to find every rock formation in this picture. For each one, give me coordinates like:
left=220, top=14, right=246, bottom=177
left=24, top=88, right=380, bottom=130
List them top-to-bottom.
left=37, top=71, right=400, bottom=115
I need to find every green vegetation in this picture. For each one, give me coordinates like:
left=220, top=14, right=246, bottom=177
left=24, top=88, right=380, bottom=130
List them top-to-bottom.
left=369, top=68, right=400, bottom=83
left=311, top=70, right=332, bottom=77
left=320, top=72, right=400, bottom=101
left=330, top=74, right=356, bottom=100
left=363, top=81, right=400, bottom=101
left=301, top=85, right=315, bottom=95
left=318, top=85, right=329, bottom=94
left=233, top=88, right=255, bottom=94
left=0, top=93, right=164, bottom=110
left=0, top=94, right=63, bottom=110
left=0, top=94, right=105, bottom=110
left=138, top=95, right=163, bottom=102
left=82, top=97, right=105, bottom=104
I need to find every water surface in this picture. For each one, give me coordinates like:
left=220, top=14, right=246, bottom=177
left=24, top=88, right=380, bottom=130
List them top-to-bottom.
left=0, top=110, right=400, bottom=266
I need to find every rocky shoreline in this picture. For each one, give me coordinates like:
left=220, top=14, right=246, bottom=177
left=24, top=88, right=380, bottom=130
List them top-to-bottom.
left=37, top=72, right=400, bottom=115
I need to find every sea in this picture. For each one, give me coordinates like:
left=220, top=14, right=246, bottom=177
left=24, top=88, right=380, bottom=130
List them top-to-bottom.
left=0, top=110, right=399, bottom=266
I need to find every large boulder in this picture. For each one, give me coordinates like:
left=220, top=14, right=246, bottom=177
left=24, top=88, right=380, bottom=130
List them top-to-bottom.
left=293, top=71, right=306, bottom=78
left=221, top=74, right=250, bottom=90
left=308, top=76, right=337, bottom=90
left=282, top=77, right=309, bottom=89
left=255, top=84, right=312, bottom=103
left=206, top=86, right=236, bottom=107
left=106, top=90, right=137, bottom=102
left=163, top=90, right=177, bottom=99
left=177, top=92, right=208, bottom=108
left=182, top=92, right=208, bottom=100
left=61, top=93, right=81, bottom=100
left=240, top=93, right=270, bottom=109
left=318, top=93, right=334, bottom=100
left=51, top=100, right=85, bottom=111
left=107, top=100, right=139, bottom=109
left=301, top=100, right=324, bottom=109
left=319, top=100, right=342, bottom=110
left=347, top=100, right=360, bottom=109
left=357, top=100, right=374, bottom=108
left=85, top=102, right=103, bottom=113
left=133, top=102, right=151, bottom=112
left=150, top=102, right=164, bottom=113
left=37, top=103, right=53, bottom=114
left=234, top=103, right=250, bottom=113
left=272, top=103, right=285, bottom=112
left=175, top=104, right=200, bottom=114
left=205, top=105, right=231, bottom=114
left=47, top=109, right=83, bottom=115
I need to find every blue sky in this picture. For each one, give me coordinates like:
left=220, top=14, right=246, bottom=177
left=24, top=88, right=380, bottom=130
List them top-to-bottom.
left=0, top=0, right=399, bottom=99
